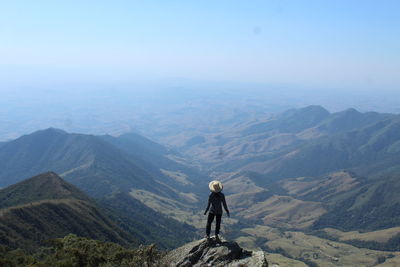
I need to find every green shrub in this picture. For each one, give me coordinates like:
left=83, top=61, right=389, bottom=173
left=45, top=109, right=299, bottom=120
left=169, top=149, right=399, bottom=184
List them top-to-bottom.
left=0, top=234, right=164, bottom=267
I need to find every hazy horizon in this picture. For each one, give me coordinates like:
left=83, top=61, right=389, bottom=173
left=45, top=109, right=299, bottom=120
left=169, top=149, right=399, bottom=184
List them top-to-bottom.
left=1, top=0, right=399, bottom=91
left=1, top=1, right=400, bottom=141
left=1, top=83, right=400, bottom=142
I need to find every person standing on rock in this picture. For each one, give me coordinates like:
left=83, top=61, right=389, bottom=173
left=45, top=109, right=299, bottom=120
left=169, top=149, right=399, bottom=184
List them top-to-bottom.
left=204, top=180, right=230, bottom=240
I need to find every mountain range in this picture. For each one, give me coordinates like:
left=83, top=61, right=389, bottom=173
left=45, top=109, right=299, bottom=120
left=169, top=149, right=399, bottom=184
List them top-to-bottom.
left=2, top=104, right=400, bottom=266
left=0, top=128, right=201, bottom=249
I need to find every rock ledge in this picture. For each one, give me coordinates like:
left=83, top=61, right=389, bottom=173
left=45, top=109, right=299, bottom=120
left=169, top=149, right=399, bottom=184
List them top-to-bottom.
left=164, top=237, right=268, bottom=266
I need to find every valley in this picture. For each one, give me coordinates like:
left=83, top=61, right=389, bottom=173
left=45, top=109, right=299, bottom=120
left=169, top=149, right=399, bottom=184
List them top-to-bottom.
left=1, top=105, right=400, bottom=266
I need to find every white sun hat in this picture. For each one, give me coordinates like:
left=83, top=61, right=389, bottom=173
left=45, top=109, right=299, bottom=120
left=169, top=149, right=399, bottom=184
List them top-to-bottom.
left=209, top=180, right=223, bottom=193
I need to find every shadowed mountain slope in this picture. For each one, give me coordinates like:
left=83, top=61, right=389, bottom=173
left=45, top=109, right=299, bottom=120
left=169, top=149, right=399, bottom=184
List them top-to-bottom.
left=100, top=133, right=207, bottom=195
left=0, top=172, right=138, bottom=251
left=313, top=172, right=400, bottom=231
left=98, top=192, right=197, bottom=249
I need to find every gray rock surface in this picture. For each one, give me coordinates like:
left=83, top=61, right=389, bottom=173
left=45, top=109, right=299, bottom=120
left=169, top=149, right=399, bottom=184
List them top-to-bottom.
left=164, top=237, right=268, bottom=266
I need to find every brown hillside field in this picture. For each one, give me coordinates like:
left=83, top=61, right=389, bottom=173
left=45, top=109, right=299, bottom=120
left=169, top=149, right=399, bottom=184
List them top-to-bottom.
left=280, top=171, right=359, bottom=198
left=218, top=172, right=265, bottom=195
left=237, top=195, right=326, bottom=229
left=240, top=225, right=400, bottom=267
left=324, top=227, right=400, bottom=243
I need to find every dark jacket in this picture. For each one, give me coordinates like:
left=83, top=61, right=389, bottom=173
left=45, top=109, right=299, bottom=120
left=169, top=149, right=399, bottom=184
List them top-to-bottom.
left=204, top=192, right=229, bottom=215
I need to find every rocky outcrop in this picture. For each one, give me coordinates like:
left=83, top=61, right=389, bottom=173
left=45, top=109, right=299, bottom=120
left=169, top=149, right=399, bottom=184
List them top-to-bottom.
left=164, top=237, right=268, bottom=266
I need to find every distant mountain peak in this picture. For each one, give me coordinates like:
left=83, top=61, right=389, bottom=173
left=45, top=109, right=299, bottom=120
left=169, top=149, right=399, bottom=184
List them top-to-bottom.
left=283, top=105, right=330, bottom=117
left=302, top=105, right=330, bottom=112
left=340, top=107, right=361, bottom=115
left=20, top=127, right=69, bottom=141
left=35, top=127, right=68, bottom=134
left=36, top=128, right=68, bottom=135
left=20, top=171, right=67, bottom=186
left=0, top=172, right=89, bottom=209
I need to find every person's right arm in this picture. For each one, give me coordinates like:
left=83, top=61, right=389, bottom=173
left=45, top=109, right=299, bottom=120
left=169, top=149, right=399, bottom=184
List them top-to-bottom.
left=204, top=194, right=211, bottom=215
left=222, top=194, right=230, bottom=217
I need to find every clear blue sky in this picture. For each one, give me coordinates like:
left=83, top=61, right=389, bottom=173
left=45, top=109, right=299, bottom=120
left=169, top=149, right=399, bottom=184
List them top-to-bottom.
left=1, top=0, right=399, bottom=90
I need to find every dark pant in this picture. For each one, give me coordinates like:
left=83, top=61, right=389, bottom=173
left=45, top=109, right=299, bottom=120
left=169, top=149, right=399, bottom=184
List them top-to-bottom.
left=206, top=213, right=222, bottom=236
